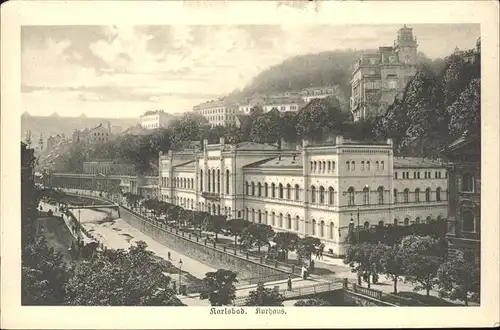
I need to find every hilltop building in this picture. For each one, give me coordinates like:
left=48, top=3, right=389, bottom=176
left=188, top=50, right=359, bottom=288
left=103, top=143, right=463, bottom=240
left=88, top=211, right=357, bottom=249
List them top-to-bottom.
left=350, top=25, right=419, bottom=121
left=300, top=85, right=341, bottom=103
left=261, top=95, right=305, bottom=113
left=193, top=99, right=239, bottom=128
left=140, top=110, right=172, bottom=130
left=158, top=138, right=448, bottom=256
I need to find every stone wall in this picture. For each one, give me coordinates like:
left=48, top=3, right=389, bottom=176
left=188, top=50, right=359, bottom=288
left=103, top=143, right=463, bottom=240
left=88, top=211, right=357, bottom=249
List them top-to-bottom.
left=119, top=206, right=285, bottom=279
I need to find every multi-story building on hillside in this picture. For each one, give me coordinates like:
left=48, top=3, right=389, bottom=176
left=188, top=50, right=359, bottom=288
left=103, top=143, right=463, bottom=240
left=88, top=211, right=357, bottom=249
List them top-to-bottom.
left=350, top=25, right=419, bottom=122
left=300, top=85, right=341, bottom=103
left=261, top=95, right=305, bottom=113
left=193, top=99, right=239, bottom=127
left=140, top=110, right=172, bottom=130
left=73, top=123, right=113, bottom=145
left=442, top=133, right=481, bottom=260
left=158, top=138, right=448, bottom=256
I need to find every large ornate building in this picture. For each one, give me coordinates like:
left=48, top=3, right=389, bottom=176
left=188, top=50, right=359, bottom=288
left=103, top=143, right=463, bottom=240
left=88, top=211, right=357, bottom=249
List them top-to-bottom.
left=350, top=25, right=419, bottom=121
left=193, top=99, right=239, bottom=127
left=442, top=134, right=481, bottom=259
left=159, top=138, right=448, bottom=256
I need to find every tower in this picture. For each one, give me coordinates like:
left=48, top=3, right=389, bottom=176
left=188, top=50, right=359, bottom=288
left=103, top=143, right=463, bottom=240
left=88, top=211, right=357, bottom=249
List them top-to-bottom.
left=394, top=24, right=418, bottom=65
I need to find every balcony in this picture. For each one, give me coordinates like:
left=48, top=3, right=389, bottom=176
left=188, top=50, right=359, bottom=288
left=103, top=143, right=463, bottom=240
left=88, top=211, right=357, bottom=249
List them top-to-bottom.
left=201, top=191, right=221, bottom=201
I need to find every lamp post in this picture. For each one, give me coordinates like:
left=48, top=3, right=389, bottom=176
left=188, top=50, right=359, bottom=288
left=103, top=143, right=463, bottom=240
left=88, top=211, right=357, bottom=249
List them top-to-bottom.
left=178, top=259, right=183, bottom=295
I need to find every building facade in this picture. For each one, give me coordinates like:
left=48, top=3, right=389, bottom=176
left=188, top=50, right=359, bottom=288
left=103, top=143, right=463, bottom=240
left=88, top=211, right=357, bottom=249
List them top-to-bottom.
left=350, top=25, right=418, bottom=122
left=300, top=85, right=341, bottom=103
left=261, top=96, right=305, bottom=113
left=193, top=99, right=239, bottom=127
left=140, top=110, right=172, bottom=130
left=73, top=123, right=113, bottom=145
left=442, top=134, right=481, bottom=259
left=159, top=138, right=448, bottom=256
left=21, top=141, right=37, bottom=243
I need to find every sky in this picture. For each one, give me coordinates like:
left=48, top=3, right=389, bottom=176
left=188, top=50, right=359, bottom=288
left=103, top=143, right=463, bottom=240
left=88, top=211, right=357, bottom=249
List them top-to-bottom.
left=21, top=24, right=480, bottom=118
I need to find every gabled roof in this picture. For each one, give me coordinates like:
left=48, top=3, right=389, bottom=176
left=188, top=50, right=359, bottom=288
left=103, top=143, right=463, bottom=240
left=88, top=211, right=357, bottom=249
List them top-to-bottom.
left=442, top=133, right=480, bottom=154
left=231, top=141, right=280, bottom=151
left=245, top=155, right=303, bottom=169
left=394, top=157, right=444, bottom=169
left=174, top=160, right=196, bottom=168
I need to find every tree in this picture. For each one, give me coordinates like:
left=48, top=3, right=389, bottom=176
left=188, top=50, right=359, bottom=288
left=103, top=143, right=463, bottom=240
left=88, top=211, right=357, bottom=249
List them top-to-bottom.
left=447, top=78, right=480, bottom=138
left=295, top=96, right=343, bottom=142
left=203, top=215, right=226, bottom=241
left=226, top=218, right=250, bottom=250
left=240, top=223, right=275, bottom=254
left=273, top=232, right=300, bottom=261
left=401, top=235, right=444, bottom=297
left=22, top=236, right=68, bottom=305
left=296, top=236, right=321, bottom=266
left=65, top=241, right=185, bottom=306
left=343, top=243, right=378, bottom=288
left=379, top=243, right=407, bottom=294
left=436, top=250, right=480, bottom=306
left=199, top=269, right=238, bottom=306
left=244, top=283, right=284, bottom=306
left=294, top=298, right=331, bottom=306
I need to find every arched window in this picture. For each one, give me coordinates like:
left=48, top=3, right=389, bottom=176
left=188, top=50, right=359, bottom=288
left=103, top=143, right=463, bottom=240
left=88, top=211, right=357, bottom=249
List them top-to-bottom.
left=310, top=161, right=313, bottom=171
left=313, top=161, right=317, bottom=172
left=323, top=161, right=326, bottom=173
left=328, top=161, right=331, bottom=172
left=346, top=161, right=350, bottom=171
left=351, top=161, right=355, bottom=171
left=361, top=161, right=365, bottom=171
left=366, top=161, right=370, bottom=171
left=376, top=161, right=379, bottom=170
left=381, top=161, right=385, bottom=170
left=318, top=162, right=322, bottom=172
left=212, top=169, right=216, bottom=192
left=217, top=169, right=220, bottom=192
left=226, top=169, right=230, bottom=194
left=200, top=170, right=203, bottom=191
left=207, top=170, right=211, bottom=191
left=462, top=174, right=474, bottom=192
left=191, top=178, right=194, bottom=189
left=245, top=181, right=249, bottom=195
left=251, top=182, right=255, bottom=196
left=257, top=182, right=262, bottom=197
left=264, top=183, right=269, bottom=197
left=271, top=183, right=276, bottom=198
left=279, top=183, right=284, bottom=199
left=286, top=184, right=291, bottom=200
left=295, top=184, right=300, bottom=201
left=311, top=186, right=317, bottom=203
left=319, top=186, right=325, bottom=204
left=377, top=186, right=384, bottom=204
left=328, top=187, right=335, bottom=205
left=347, top=187, right=355, bottom=206
left=363, top=187, right=370, bottom=205
left=436, top=187, right=442, bottom=201
left=415, top=188, right=420, bottom=202
left=425, top=188, right=431, bottom=202
left=394, top=189, right=398, bottom=203
left=403, top=189, right=409, bottom=203
left=217, top=204, right=220, bottom=215
left=245, top=208, right=249, bottom=221
left=252, top=209, right=255, bottom=222
left=264, top=211, right=268, bottom=224
left=271, top=212, right=275, bottom=226
left=279, top=213, right=283, bottom=227
left=287, top=214, right=292, bottom=229
left=295, top=216, right=300, bottom=231
left=426, top=216, right=432, bottom=224
left=415, top=217, right=421, bottom=224
left=394, top=218, right=398, bottom=226
left=404, top=218, right=410, bottom=226
left=312, top=219, right=316, bottom=235
left=378, top=220, right=384, bottom=227
left=320, top=221, right=325, bottom=237
left=364, top=221, right=370, bottom=229
left=329, top=222, right=334, bottom=239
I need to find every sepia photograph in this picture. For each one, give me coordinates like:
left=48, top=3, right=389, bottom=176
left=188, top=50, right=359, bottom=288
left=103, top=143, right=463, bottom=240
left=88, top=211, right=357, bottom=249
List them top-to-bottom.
left=2, top=1, right=499, bottom=329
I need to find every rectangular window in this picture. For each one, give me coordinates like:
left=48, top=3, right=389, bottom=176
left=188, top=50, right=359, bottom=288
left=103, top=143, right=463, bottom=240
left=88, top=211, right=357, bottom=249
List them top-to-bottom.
left=395, top=172, right=398, bottom=179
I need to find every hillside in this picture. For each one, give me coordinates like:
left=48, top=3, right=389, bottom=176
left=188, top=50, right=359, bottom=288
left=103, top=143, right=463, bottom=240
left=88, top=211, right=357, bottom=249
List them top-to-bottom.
left=227, top=49, right=445, bottom=112
left=21, top=114, right=139, bottom=141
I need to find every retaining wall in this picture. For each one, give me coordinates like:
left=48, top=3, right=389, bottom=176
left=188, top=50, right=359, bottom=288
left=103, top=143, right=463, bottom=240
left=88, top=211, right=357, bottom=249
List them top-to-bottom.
left=119, top=206, right=286, bottom=279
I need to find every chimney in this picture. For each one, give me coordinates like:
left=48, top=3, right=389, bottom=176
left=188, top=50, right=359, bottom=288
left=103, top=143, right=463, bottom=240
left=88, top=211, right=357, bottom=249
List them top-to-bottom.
left=336, top=136, right=344, bottom=145
left=219, top=137, right=225, bottom=146
left=387, top=138, right=393, bottom=146
left=203, top=139, right=208, bottom=147
left=302, top=139, right=309, bottom=148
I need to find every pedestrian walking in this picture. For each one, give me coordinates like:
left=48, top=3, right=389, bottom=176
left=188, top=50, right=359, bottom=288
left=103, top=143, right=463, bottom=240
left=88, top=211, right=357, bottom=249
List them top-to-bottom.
left=167, top=251, right=171, bottom=260
left=301, top=265, right=308, bottom=280
left=287, top=275, right=292, bottom=291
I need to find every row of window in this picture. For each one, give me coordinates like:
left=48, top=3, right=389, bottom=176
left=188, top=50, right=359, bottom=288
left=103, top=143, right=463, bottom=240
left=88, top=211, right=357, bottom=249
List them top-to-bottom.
left=201, top=108, right=236, bottom=115
left=207, top=114, right=236, bottom=122
left=346, top=160, right=385, bottom=172
left=199, top=169, right=231, bottom=194
left=396, top=170, right=446, bottom=179
left=161, top=177, right=195, bottom=190
left=393, top=188, right=444, bottom=203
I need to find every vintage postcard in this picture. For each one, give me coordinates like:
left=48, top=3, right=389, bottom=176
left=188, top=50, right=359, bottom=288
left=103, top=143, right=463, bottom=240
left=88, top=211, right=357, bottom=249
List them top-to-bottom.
left=1, top=0, right=499, bottom=329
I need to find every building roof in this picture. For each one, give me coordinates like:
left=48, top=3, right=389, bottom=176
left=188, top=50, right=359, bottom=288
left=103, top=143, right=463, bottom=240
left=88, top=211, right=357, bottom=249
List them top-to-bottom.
left=263, top=96, right=303, bottom=106
left=120, top=125, right=150, bottom=136
left=442, top=133, right=480, bottom=154
left=229, top=141, right=280, bottom=151
left=245, top=155, right=303, bottom=169
left=393, top=157, right=443, bottom=169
